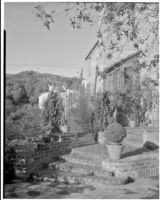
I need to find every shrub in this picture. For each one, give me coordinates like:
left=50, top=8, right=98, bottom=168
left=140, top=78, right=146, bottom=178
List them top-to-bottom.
left=70, top=86, right=95, bottom=133
left=42, top=91, right=64, bottom=135
left=94, top=91, right=112, bottom=132
left=104, top=121, right=127, bottom=144
left=4, top=145, right=17, bottom=183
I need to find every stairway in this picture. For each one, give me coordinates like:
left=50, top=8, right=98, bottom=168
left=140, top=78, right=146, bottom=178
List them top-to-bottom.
left=55, top=142, right=159, bottom=186
left=56, top=144, right=129, bottom=186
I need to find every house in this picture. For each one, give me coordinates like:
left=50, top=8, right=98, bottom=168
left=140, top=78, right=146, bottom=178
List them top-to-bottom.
left=84, top=40, right=141, bottom=95
left=84, top=41, right=102, bottom=95
left=101, top=51, right=141, bottom=94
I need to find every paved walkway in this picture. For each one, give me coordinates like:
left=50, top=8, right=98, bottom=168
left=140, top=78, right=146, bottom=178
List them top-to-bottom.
left=5, top=176, right=159, bottom=199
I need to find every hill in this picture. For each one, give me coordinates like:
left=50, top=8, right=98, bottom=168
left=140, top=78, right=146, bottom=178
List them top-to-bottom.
left=6, top=70, right=81, bottom=90
left=6, top=70, right=81, bottom=105
left=5, top=71, right=82, bottom=140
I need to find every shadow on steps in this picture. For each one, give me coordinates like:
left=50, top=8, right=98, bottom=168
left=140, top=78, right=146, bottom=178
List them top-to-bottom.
left=122, top=142, right=158, bottom=159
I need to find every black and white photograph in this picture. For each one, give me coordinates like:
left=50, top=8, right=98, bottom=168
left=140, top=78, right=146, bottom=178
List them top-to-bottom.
left=2, top=1, right=160, bottom=199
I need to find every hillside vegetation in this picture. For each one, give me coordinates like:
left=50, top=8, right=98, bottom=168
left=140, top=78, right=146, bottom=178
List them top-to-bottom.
left=5, top=70, right=81, bottom=139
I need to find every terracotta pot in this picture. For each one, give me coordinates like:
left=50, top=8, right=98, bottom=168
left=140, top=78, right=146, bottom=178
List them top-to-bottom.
left=98, top=131, right=107, bottom=144
left=106, top=143, right=124, bottom=160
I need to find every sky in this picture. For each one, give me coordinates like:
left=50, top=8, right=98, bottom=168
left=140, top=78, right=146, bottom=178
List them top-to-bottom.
left=4, top=2, right=98, bottom=77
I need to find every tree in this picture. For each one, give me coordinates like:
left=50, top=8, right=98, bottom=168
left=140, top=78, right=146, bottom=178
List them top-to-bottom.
left=35, top=2, right=159, bottom=71
left=25, top=78, right=49, bottom=105
left=6, top=82, right=29, bottom=105
left=70, top=85, right=95, bottom=132
left=42, top=90, right=64, bottom=135
left=5, top=99, right=15, bottom=118
left=5, top=104, right=42, bottom=139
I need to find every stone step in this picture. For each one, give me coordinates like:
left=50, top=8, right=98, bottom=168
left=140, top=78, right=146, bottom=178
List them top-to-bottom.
left=69, top=140, right=96, bottom=148
left=71, top=144, right=108, bottom=159
left=102, top=149, right=159, bottom=179
left=63, top=153, right=102, bottom=167
left=57, top=162, right=113, bottom=178
left=57, top=171, right=128, bottom=186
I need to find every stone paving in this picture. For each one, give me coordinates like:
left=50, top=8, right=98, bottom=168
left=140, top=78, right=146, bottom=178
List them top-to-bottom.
left=4, top=129, right=159, bottom=199
left=4, top=142, right=159, bottom=199
left=4, top=176, right=159, bottom=199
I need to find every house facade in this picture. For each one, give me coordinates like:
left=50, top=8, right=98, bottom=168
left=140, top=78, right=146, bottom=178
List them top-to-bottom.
left=84, top=4, right=158, bottom=96
left=84, top=41, right=101, bottom=95
left=84, top=42, right=141, bottom=95
left=101, top=51, right=141, bottom=94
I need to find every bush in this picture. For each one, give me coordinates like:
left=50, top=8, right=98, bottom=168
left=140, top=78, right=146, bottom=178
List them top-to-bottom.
left=70, top=86, right=95, bottom=133
left=42, top=91, right=64, bottom=135
left=104, top=121, right=127, bottom=144
left=4, top=145, right=17, bottom=183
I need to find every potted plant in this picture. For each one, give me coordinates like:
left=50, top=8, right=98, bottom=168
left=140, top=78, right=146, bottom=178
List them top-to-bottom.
left=141, top=77, right=159, bottom=126
left=42, top=90, right=64, bottom=140
left=94, top=91, right=119, bottom=144
left=126, top=91, right=141, bottom=128
left=94, top=92, right=107, bottom=144
left=104, top=120, right=127, bottom=160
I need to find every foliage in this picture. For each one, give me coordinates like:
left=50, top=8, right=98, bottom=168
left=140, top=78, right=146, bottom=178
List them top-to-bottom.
left=35, top=3, right=159, bottom=70
left=5, top=71, right=81, bottom=139
left=6, top=71, right=81, bottom=105
left=138, top=76, right=159, bottom=125
left=141, top=76, right=159, bottom=111
left=6, top=82, right=29, bottom=106
left=70, top=86, right=95, bottom=133
left=42, top=90, right=64, bottom=135
left=94, top=90, right=142, bottom=128
left=125, top=90, right=142, bottom=121
left=94, top=91, right=129, bottom=130
left=93, top=92, right=104, bottom=132
left=5, top=99, right=16, bottom=119
left=5, top=104, right=42, bottom=139
left=104, top=121, right=127, bottom=144
left=4, top=144, right=17, bottom=183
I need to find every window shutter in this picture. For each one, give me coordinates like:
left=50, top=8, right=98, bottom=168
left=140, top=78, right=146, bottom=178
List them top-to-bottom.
left=125, top=67, right=133, bottom=92
left=133, top=67, right=140, bottom=90
left=120, top=69, right=125, bottom=93
left=113, top=70, right=118, bottom=92
left=108, top=74, right=112, bottom=92
left=103, top=77, right=107, bottom=92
